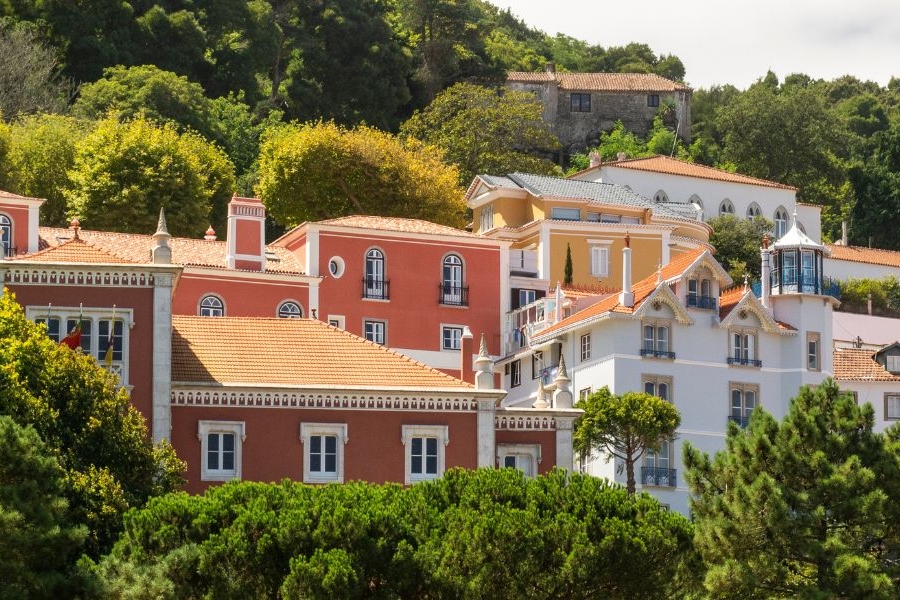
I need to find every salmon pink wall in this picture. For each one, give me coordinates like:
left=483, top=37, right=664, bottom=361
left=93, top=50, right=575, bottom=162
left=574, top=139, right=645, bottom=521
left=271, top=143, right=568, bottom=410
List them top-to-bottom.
left=0, top=205, right=31, bottom=255
left=234, top=219, right=261, bottom=255
left=316, top=231, right=503, bottom=355
left=172, top=273, right=310, bottom=318
left=7, top=284, right=157, bottom=425
left=171, top=406, right=478, bottom=493
left=496, top=430, right=557, bottom=475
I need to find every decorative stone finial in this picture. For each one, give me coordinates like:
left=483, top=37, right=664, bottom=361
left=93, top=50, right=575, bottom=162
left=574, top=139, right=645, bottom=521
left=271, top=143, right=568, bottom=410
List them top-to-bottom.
left=155, top=207, right=169, bottom=236
left=70, top=218, right=80, bottom=239
left=204, top=226, right=217, bottom=241
left=624, top=231, right=630, bottom=248
left=762, top=234, right=770, bottom=250
left=556, top=354, right=568, bottom=380
left=533, top=380, right=550, bottom=409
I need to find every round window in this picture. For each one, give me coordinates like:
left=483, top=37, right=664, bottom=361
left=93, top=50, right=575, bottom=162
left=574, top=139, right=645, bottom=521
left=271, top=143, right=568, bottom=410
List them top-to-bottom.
left=328, top=257, right=345, bottom=278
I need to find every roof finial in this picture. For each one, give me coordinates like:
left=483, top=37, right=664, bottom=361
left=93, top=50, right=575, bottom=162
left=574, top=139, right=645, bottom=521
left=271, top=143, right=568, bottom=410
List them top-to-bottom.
left=156, top=207, right=169, bottom=235
left=70, top=217, right=80, bottom=239
left=204, top=225, right=217, bottom=241
left=624, top=231, right=630, bottom=248
left=656, top=261, right=662, bottom=284
left=743, top=273, right=749, bottom=291
left=479, top=333, right=489, bottom=358
left=556, top=353, right=568, bottom=379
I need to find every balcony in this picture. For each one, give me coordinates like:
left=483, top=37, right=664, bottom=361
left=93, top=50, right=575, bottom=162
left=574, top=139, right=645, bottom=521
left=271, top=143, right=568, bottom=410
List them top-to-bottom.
left=2, top=245, right=16, bottom=258
left=752, top=274, right=841, bottom=300
left=361, top=278, right=389, bottom=300
left=439, top=284, right=469, bottom=307
left=686, top=295, right=717, bottom=310
left=640, top=348, right=676, bottom=359
left=727, top=356, right=762, bottom=368
left=727, top=414, right=751, bottom=428
left=641, top=467, right=676, bottom=487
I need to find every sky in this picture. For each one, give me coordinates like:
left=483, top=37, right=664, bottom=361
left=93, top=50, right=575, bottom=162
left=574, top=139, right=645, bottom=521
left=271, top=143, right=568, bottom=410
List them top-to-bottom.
left=490, top=0, right=900, bottom=90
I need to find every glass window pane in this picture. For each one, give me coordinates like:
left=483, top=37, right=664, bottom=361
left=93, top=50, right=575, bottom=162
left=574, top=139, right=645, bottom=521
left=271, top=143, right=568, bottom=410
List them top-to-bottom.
left=223, top=434, right=234, bottom=452
left=310, top=436, right=321, bottom=454
left=325, top=436, right=336, bottom=454
left=426, top=437, right=438, bottom=457
left=310, top=453, right=321, bottom=472
left=325, top=454, right=336, bottom=473
left=426, top=455, right=438, bottom=474
left=504, top=456, right=516, bottom=468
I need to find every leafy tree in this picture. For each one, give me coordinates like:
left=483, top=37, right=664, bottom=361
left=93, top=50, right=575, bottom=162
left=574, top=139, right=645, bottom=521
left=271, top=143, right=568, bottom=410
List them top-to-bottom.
left=0, top=27, right=76, bottom=121
left=400, top=82, right=560, bottom=184
left=5, top=114, right=91, bottom=227
left=0, top=115, right=10, bottom=189
left=66, top=116, right=235, bottom=237
left=257, top=120, right=466, bottom=227
left=850, top=120, right=900, bottom=250
left=707, top=214, right=774, bottom=281
left=564, top=243, right=573, bottom=285
left=0, top=292, right=184, bottom=557
left=684, top=379, right=900, bottom=598
left=574, top=387, right=681, bottom=495
left=0, top=416, right=88, bottom=597
left=93, top=469, right=698, bottom=598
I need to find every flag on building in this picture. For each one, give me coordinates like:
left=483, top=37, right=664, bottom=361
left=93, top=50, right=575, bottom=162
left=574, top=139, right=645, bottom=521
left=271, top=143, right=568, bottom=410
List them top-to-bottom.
left=104, top=306, right=116, bottom=366
left=60, top=320, right=82, bottom=349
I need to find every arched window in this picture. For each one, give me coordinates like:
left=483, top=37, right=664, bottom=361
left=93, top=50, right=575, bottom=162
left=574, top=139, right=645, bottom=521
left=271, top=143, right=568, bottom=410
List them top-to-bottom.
left=653, top=190, right=669, bottom=203
left=689, top=195, right=704, bottom=220
left=719, top=199, right=734, bottom=215
left=747, top=203, right=761, bottom=218
left=774, top=207, right=788, bottom=238
left=0, top=214, right=12, bottom=257
left=364, top=248, right=387, bottom=299
left=441, top=254, right=467, bottom=306
left=199, top=295, right=225, bottom=317
left=277, top=301, right=303, bottom=318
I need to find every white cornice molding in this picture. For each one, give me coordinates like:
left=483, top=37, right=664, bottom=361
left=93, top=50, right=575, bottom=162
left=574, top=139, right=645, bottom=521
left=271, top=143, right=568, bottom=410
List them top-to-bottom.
left=0, top=263, right=181, bottom=287
left=170, top=388, right=488, bottom=411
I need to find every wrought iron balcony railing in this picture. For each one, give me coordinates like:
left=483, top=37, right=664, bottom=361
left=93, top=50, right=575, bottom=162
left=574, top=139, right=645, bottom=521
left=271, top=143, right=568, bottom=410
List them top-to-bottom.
left=361, top=278, right=389, bottom=300
left=439, top=284, right=469, bottom=307
left=686, top=295, right=717, bottom=310
left=639, top=348, right=676, bottom=359
left=727, top=356, right=762, bottom=368
left=727, top=414, right=751, bottom=428
left=641, top=466, right=677, bottom=487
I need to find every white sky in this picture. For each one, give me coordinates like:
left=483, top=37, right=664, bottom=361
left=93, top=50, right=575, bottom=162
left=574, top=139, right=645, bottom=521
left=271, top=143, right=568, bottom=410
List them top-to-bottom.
left=490, top=0, right=900, bottom=90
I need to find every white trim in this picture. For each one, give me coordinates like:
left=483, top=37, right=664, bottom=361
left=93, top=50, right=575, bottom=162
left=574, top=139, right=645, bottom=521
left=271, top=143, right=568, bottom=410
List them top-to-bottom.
left=327, top=314, right=346, bottom=329
left=440, top=323, right=465, bottom=351
left=197, top=420, right=245, bottom=482
left=300, top=422, right=348, bottom=483
left=401, top=424, right=449, bottom=484
left=497, top=443, right=541, bottom=477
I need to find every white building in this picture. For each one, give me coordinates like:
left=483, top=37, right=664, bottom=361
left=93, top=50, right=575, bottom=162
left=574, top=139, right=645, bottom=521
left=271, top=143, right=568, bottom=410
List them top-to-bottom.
left=498, top=220, right=837, bottom=513
left=824, top=243, right=900, bottom=282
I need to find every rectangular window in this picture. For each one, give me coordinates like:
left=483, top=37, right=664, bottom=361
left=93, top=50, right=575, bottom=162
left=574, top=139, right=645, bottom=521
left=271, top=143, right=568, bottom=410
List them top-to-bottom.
left=570, top=93, right=591, bottom=112
left=647, top=94, right=660, bottom=107
left=479, top=205, right=494, bottom=232
left=551, top=207, right=581, bottom=221
left=586, top=211, right=601, bottom=222
left=599, top=213, right=621, bottom=223
left=590, top=246, right=609, bottom=277
left=519, top=289, right=537, bottom=307
left=327, top=315, right=346, bottom=329
left=35, top=317, right=61, bottom=342
left=97, top=319, right=124, bottom=363
left=364, top=320, right=386, bottom=345
left=641, top=320, right=673, bottom=359
left=442, top=325, right=463, bottom=350
left=729, top=329, right=760, bottom=367
left=807, top=332, right=820, bottom=371
left=580, top=333, right=592, bottom=362
left=531, top=351, right=543, bottom=380
left=887, top=355, right=900, bottom=373
left=510, top=359, right=521, bottom=387
left=643, top=375, right=673, bottom=402
left=729, top=383, right=759, bottom=427
left=579, top=387, right=592, bottom=402
left=886, top=394, right=900, bottom=420
left=198, top=421, right=244, bottom=482
left=300, top=423, right=347, bottom=483
left=402, top=425, right=448, bottom=484
left=207, top=432, right=235, bottom=472
left=643, top=441, right=674, bottom=487
left=498, top=444, right=540, bottom=478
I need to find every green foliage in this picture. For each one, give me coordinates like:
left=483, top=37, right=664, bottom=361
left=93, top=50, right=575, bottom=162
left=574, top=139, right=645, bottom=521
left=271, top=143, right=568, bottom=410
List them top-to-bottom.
left=0, top=27, right=75, bottom=121
left=400, top=82, right=561, bottom=184
left=5, top=114, right=91, bottom=226
left=0, top=115, right=9, bottom=189
left=66, top=116, right=235, bottom=237
left=257, top=120, right=466, bottom=228
left=850, top=120, right=900, bottom=250
left=707, top=214, right=774, bottom=281
left=564, top=243, right=573, bottom=285
left=837, top=275, right=900, bottom=314
left=0, top=291, right=184, bottom=558
left=685, top=379, right=900, bottom=598
left=574, top=387, right=681, bottom=495
left=0, top=416, right=88, bottom=597
left=93, top=469, right=698, bottom=598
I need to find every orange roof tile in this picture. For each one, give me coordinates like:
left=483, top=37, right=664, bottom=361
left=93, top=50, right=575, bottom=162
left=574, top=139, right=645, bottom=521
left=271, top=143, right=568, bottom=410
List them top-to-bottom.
left=507, top=72, right=691, bottom=92
left=596, top=155, right=796, bottom=190
left=0, top=190, right=43, bottom=202
left=316, top=215, right=482, bottom=239
left=26, top=227, right=304, bottom=274
left=18, top=236, right=136, bottom=264
left=826, top=244, right=900, bottom=268
left=718, top=286, right=749, bottom=319
left=171, top=316, right=473, bottom=389
left=833, top=347, right=900, bottom=381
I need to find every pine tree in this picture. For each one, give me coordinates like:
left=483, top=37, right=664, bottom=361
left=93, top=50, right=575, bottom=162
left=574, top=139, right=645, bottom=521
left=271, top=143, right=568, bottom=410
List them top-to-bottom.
left=564, top=243, right=573, bottom=286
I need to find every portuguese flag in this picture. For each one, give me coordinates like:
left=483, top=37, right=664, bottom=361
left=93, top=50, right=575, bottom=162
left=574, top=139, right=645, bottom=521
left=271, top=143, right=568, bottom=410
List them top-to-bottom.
left=61, top=305, right=83, bottom=350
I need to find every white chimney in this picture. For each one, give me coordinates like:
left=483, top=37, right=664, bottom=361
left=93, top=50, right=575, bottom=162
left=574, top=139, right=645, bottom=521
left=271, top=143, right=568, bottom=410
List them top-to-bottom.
left=589, top=152, right=601, bottom=168
left=618, top=233, right=634, bottom=308
left=760, top=234, right=772, bottom=310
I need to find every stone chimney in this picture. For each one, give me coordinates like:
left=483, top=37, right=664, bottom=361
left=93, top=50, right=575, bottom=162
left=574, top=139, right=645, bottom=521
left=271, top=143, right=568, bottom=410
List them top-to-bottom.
left=545, top=62, right=556, bottom=73
left=589, top=152, right=602, bottom=168
left=226, top=195, right=266, bottom=271
left=151, top=208, right=172, bottom=264
left=841, top=221, right=848, bottom=246
left=618, top=233, right=634, bottom=308
left=760, top=234, right=772, bottom=310
left=461, top=326, right=475, bottom=384
left=473, top=333, right=494, bottom=390
left=552, top=354, right=572, bottom=408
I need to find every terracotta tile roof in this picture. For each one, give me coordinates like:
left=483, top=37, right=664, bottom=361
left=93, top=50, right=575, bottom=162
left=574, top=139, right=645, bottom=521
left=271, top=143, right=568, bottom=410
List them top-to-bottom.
left=507, top=72, right=691, bottom=92
left=598, top=156, right=796, bottom=191
left=0, top=190, right=42, bottom=202
left=315, top=215, right=482, bottom=239
left=24, top=227, right=304, bottom=274
left=15, top=236, right=136, bottom=264
left=826, top=244, right=900, bottom=268
left=536, top=247, right=707, bottom=337
left=560, top=284, right=619, bottom=299
left=718, top=286, right=749, bottom=319
left=171, top=316, right=473, bottom=389
left=833, top=347, right=900, bottom=381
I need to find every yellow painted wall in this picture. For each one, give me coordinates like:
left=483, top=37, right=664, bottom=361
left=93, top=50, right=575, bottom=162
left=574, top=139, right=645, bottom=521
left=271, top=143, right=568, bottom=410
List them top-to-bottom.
left=548, top=230, right=665, bottom=289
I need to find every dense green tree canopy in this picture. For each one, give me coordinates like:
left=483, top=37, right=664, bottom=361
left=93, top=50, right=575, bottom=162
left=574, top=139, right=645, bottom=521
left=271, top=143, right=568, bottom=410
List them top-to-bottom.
left=0, top=27, right=76, bottom=121
left=400, top=82, right=561, bottom=184
left=66, top=116, right=235, bottom=237
left=257, top=120, right=466, bottom=227
left=850, top=121, right=900, bottom=250
left=707, top=214, right=774, bottom=281
left=0, top=291, right=184, bottom=558
left=684, top=379, right=900, bottom=598
left=574, top=387, right=681, bottom=495
left=93, top=468, right=699, bottom=598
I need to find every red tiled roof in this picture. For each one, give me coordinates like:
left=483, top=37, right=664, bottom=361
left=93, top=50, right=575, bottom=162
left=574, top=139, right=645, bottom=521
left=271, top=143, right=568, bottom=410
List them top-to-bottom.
left=507, top=72, right=691, bottom=92
left=594, top=155, right=796, bottom=191
left=0, top=190, right=43, bottom=202
left=315, top=215, right=482, bottom=239
left=23, top=227, right=304, bottom=274
left=17, top=236, right=136, bottom=264
left=826, top=244, right=900, bottom=268
left=718, top=286, right=748, bottom=319
left=171, top=316, right=473, bottom=388
left=833, top=347, right=900, bottom=381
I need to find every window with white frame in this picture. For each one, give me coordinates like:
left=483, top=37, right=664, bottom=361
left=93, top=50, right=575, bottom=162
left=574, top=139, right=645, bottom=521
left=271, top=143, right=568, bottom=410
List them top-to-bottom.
left=719, top=199, right=734, bottom=215
left=747, top=203, right=762, bottom=218
left=479, top=204, right=494, bottom=232
left=551, top=207, right=581, bottom=221
left=774, top=207, right=789, bottom=238
left=0, top=213, right=12, bottom=257
left=590, top=246, right=609, bottom=278
left=364, top=248, right=387, bottom=300
left=441, top=254, right=465, bottom=305
left=518, top=289, right=537, bottom=307
left=199, top=295, right=225, bottom=317
left=277, top=301, right=303, bottom=319
left=327, top=315, right=345, bottom=329
left=364, top=319, right=386, bottom=345
left=641, top=320, right=672, bottom=358
left=442, top=325, right=463, bottom=350
left=730, top=329, right=759, bottom=367
left=807, top=332, right=821, bottom=371
left=580, top=333, right=591, bottom=362
left=531, top=350, right=543, bottom=380
left=887, top=355, right=900, bottom=374
left=510, top=359, right=521, bottom=387
left=643, top=375, right=672, bottom=402
left=730, top=383, right=758, bottom=427
left=578, top=387, right=592, bottom=402
left=885, top=394, right=900, bottom=420
left=198, top=420, right=245, bottom=482
left=300, top=423, right=348, bottom=483
left=401, top=425, right=448, bottom=484
left=643, top=441, right=673, bottom=486
left=497, top=444, right=541, bottom=478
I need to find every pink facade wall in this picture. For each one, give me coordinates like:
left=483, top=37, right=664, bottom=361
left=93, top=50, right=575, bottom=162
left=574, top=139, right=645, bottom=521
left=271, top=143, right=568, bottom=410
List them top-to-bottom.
left=0, top=205, right=31, bottom=256
left=172, top=273, right=311, bottom=318
left=496, top=430, right=557, bottom=475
